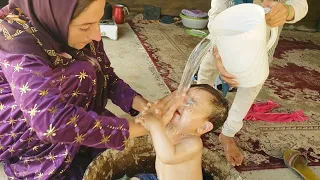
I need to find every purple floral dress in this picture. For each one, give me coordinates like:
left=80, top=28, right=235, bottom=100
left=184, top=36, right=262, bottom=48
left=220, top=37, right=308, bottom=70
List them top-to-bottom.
left=0, top=35, right=138, bottom=179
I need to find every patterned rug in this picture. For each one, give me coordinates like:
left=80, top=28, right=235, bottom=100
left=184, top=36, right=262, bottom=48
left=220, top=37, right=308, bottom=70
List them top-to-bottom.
left=128, top=14, right=203, bottom=91
left=129, top=15, right=320, bottom=171
left=102, top=23, right=170, bottom=119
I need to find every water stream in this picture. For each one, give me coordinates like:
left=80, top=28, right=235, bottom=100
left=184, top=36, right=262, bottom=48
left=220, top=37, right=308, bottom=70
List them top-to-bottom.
left=176, top=37, right=214, bottom=96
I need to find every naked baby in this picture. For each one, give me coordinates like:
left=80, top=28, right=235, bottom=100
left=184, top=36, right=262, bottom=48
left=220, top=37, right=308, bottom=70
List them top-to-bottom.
left=133, top=84, right=229, bottom=180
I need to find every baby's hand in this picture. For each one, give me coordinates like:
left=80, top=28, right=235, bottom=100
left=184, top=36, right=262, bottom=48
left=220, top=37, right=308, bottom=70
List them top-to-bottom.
left=135, top=101, right=159, bottom=130
left=141, top=102, right=153, bottom=115
left=134, top=116, right=144, bottom=125
left=135, top=116, right=150, bottom=130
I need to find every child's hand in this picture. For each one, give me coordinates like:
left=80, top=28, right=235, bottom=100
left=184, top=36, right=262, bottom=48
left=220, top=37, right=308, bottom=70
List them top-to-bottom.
left=263, top=0, right=292, bottom=27
left=213, top=46, right=239, bottom=87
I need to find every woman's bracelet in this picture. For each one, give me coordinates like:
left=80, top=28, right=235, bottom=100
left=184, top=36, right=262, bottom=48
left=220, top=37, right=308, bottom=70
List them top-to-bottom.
left=129, top=107, right=140, bottom=117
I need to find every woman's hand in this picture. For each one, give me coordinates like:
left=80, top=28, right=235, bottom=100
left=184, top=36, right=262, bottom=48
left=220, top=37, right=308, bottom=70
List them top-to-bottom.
left=263, top=0, right=295, bottom=27
left=0, top=5, right=9, bottom=19
left=213, top=47, right=239, bottom=87
left=135, top=91, right=186, bottom=129
left=132, top=95, right=149, bottom=112
left=134, top=102, right=153, bottom=130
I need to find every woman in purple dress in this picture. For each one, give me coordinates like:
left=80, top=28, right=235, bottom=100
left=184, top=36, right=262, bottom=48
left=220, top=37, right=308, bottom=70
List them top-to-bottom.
left=0, top=0, right=184, bottom=179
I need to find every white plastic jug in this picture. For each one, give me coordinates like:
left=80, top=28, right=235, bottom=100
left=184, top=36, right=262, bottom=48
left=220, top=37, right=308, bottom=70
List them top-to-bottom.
left=177, top=4, right=278, bottom=96
left=210, top=4, right=278, bottom=87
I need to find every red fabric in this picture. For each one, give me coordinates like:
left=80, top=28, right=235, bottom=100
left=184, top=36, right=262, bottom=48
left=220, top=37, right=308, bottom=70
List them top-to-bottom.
left=244, top=100, right=309, bottom=122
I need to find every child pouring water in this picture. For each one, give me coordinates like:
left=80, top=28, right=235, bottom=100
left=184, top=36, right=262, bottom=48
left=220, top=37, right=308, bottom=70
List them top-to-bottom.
left=197, top=0, right=308, bottom=167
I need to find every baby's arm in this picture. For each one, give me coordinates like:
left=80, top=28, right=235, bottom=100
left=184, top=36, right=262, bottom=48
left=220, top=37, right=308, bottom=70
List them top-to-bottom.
left=148, top=120, right=202, bottom=165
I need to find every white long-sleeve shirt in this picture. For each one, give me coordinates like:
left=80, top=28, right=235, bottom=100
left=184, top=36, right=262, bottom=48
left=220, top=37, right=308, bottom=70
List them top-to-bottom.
left=198, top=0, right=308, bottom=137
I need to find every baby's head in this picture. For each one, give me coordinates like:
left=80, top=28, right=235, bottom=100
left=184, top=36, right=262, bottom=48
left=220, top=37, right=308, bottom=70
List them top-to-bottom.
left=171, top=84, right=229, bottom=135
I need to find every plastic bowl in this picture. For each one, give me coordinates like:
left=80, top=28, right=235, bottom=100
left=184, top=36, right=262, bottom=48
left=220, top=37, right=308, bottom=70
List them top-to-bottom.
left=180, top=13, right=209, bottom=29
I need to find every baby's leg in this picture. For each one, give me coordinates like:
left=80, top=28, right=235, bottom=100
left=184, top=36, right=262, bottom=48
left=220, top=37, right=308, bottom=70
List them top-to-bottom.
left=131, top=178, right=140, bottom=180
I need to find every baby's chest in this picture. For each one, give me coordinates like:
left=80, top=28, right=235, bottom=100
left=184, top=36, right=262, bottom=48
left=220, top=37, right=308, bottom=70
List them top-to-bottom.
left=156, top=157, right=202, bottom=180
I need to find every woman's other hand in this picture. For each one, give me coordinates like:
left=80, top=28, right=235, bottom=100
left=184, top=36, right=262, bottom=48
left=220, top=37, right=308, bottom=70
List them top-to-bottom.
left=0, top=5, right=9, bottom=19
left=136, top=91, right=186, bottom=129
left=132, top=95, right=149, bottom=112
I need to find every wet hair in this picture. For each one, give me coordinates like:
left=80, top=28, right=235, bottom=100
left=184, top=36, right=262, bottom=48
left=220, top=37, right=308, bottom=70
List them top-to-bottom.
left=72, top=0, right=97, bottom=19
left=190, top=84, right=229, bottom=131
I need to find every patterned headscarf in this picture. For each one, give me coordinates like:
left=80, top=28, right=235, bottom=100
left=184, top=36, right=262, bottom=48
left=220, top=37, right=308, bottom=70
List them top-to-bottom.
left=0, top=0, right=82, bottom=66
left=0, top=0, right=109, bottom=110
